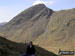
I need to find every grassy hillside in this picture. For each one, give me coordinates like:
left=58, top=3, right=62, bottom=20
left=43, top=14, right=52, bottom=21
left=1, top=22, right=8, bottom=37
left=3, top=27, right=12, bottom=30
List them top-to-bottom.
left=34, top=8, right=75, bottom=54
left=0, top=36, right=58, bottom=56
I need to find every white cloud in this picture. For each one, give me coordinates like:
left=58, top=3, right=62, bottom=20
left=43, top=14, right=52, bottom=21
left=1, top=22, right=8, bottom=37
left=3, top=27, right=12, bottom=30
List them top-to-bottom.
left=33, top=0, right=55, bottom=5
left=33, top=0, right=43, bottom=5
left=43, top=0, right=55, bottom=5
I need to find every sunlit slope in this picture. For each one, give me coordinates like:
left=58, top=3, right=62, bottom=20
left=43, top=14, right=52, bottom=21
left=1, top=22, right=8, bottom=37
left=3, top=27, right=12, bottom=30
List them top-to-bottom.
left=34, top=8, right=75, bottom=53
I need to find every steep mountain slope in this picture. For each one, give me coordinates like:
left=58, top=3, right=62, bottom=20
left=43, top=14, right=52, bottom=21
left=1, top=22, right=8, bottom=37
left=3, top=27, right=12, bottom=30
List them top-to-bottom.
left=1, top=4, right=53, bottom=42
left=34, top=8, right=75, bottom=53
left=0, top=36, right=57, bottom=56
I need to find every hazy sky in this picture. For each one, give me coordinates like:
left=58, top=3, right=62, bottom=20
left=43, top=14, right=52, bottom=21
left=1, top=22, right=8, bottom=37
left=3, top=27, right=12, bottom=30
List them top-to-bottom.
left=0, top=0, right=75, bottom=23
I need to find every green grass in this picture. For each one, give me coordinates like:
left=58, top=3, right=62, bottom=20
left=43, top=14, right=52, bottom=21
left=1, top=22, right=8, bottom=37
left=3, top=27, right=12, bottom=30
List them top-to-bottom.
left=0, top=36, right=58, bottom=56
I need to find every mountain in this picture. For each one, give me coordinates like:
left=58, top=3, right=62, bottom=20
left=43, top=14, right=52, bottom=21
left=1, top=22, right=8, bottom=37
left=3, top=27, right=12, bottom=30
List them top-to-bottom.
left=0, top=4, right=75, bottom=54
left=0, top=4, right=53, bottom=42
left=0, top=22, right=7, bottom=27
left=0, top=36, right=57, bottom=56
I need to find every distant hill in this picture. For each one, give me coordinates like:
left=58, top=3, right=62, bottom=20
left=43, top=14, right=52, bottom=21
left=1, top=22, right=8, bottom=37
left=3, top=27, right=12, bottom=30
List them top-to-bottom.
left=0, top=4, right=75, bottom=54
left=0, top=22, right=7, bottom=27
left=0, top=36, right=57, bottom=56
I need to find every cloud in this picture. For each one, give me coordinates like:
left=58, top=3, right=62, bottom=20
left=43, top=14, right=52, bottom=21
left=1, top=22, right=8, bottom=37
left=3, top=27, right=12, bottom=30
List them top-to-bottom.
left=33, top=0, right=55, bottom=5
left=33, top=0, right=43, bottom=5
left=43, top=0, right=55, bottom=5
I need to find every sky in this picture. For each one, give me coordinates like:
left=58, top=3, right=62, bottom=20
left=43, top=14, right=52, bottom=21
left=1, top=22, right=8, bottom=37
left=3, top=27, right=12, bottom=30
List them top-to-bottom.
left=0, top=0, right=75, bottom=23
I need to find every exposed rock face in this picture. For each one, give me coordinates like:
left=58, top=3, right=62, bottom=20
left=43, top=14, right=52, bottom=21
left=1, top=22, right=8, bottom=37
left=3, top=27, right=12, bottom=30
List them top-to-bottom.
left=1, top=4, right=53, bottom=43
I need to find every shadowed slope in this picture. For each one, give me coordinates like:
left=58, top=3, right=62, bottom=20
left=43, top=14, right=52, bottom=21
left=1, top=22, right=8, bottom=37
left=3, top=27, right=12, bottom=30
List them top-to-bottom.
left=0, top=36, right=58, bottom=56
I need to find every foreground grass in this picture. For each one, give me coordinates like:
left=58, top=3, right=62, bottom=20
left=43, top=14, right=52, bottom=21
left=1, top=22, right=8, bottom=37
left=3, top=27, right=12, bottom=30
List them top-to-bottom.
left=0, top=36, right=58, bottom=56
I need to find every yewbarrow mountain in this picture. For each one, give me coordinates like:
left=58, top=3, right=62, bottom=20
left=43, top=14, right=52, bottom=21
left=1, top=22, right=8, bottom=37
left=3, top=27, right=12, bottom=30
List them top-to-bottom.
left=0, top=4, right=75, bottom=54
left=0, top=4, right=53, bottom=42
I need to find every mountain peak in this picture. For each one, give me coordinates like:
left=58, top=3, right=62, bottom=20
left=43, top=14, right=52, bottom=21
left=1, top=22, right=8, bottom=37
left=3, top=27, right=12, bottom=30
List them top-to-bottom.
left=7, top=3, right=51, bottom=25
left=32, top=4, right=47, bottom=10
left=33, top=4, right=46, bottom=7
